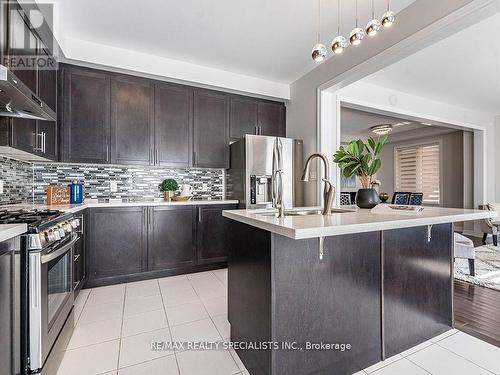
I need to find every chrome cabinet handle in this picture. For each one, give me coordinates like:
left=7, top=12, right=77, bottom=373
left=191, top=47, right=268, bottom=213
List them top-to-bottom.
left=42, top=132, right=46, bottom=153
left=106, top=145, right=109, bottom=162
left=156, top=149, right=159, bottom=165
left=198, top=208, right=202, bottom=222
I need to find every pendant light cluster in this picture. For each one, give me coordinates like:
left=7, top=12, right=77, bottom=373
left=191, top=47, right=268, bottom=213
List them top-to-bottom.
left=312, top=0, right=396, bottom=62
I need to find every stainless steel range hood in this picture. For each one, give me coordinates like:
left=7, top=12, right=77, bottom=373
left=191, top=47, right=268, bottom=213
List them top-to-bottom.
left=0, top=64, right=56, bottom=121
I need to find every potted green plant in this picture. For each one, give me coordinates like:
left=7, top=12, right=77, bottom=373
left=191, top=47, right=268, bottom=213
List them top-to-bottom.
left=333, top=136, right=387, bottom=208
left=159, top=178, right=178, bottom=202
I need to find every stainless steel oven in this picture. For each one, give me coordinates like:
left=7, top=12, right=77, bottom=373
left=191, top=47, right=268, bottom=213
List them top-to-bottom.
left=17, top=213, right=82, bottom=374
left=28, top=233, right=77, bottom=371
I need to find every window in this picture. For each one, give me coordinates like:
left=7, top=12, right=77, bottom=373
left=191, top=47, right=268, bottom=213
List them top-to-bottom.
left=395, top=142, right=441, bottom=204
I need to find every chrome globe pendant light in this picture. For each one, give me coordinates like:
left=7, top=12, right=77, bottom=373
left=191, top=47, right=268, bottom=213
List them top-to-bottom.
left=311, top=0, right=327, bottom=62
left=331, top=0, right=348, bottom=54
left=349, top=0, right=365, bottom=46
left=366, top=0, right=381, bottom=37
left=381, top=0, right=396, bottom=28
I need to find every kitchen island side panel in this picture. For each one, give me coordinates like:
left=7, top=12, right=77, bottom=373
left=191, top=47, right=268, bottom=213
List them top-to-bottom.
left=227, top=219, right=273, bottom=375
left=382, top=223, right=454, bottom=357
left=271, top=232, right=382, bottom=375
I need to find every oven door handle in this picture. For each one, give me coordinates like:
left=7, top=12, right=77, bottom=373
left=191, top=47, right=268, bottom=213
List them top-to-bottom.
left=41, top=236, right=79, bottom=264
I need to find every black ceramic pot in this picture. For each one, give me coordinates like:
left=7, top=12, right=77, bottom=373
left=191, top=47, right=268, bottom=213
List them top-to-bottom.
left=355, top=188, right=380, bottom=209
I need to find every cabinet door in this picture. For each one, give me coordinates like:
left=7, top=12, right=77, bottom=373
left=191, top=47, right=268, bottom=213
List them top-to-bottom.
left=8, top=8, right=38, bottom=92
left=8, top=9, right=38, bottom=153
left=38, top=46, right=57, bottom=111
left=61, top=66, right=110, bottom=163
left=111, top=76, right=154, bottom=165
left=155, top=83, right=192, bottom=166
left=193, top=90, right=229, bottom=168
left=229, top=96, right=258, bottom=140
left=258, top=101, right=285, bottom=137
left=197, top=205, right=236, bottom=264
left=87, top=207, right=147, bottom=284
left=148, top=207, right=196, bottom=271
left=383, top=224, right=453, bottom=356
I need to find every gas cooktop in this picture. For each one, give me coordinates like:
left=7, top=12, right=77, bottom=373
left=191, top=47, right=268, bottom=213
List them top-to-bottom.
left=0, top=209, right=63, bottom=227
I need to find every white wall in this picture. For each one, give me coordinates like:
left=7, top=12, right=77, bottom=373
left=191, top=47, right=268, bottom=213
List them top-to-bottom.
left=287, top=0, right=498, bottom=205
left=62, top=38, right=290, bottom=100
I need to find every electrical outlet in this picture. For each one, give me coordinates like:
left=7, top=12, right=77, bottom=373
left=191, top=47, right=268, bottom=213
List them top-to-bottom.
left=309, top=171, right=317, bottom=181
left=0, top=180, right=3, bottom=194
left=110, top=181, right=118, bottom=193
left=202, top=183, right=208, bottom=191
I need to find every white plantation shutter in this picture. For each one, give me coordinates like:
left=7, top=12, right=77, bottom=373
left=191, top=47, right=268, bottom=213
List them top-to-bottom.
left=395, top=143, right=440, bottom=204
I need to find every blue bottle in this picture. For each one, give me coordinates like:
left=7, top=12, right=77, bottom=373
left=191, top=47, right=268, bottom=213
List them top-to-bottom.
left=70, top=181, right=85, bottom=204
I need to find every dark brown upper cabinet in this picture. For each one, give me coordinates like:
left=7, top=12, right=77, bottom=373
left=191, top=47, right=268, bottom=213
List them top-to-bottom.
left=7, top=7, right=38, bottom=154
left=36, top=45, right=58, bottom=159
left=60, top=66, right=111, bottom=163
left=110, top=76, right=154, bottom=165
left=154, top=83, right=193, bottom=167
left=193, top=89, right=229, bottom=168
left=229, top=96, right=259, bottom=139
left=229, top=96, right=286, bottom=140
left=258, top=101, right=286, bottom=137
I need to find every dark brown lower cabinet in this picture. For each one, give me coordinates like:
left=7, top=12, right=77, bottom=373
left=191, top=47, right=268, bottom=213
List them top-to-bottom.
left=85, top=204, right=237, bottom=287
left=197, top=205, right=236, bottom=264
left=148, top=206, right=196, bottom=271
left=87, top=207, right=147, bottom=287
left=383, top=223, right=453, bottom=356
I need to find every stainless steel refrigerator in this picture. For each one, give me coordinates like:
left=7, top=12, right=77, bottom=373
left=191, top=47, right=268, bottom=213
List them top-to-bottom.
left=226, top=135, right=304, bottom=209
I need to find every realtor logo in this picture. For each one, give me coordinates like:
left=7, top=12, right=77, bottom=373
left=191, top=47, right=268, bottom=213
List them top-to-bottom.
left=3, top=1, right=57, bottom=70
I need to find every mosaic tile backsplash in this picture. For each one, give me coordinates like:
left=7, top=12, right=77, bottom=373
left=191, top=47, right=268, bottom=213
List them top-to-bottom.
left=0, top=156, right=33, bottom=205
left=0, top=156, right=224, bottom=205
left=32, top=163, right=224, bottom=204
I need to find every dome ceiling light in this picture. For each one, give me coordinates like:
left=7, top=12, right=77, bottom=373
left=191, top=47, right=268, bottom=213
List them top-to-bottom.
left=312, top=0, right=396, bottom=63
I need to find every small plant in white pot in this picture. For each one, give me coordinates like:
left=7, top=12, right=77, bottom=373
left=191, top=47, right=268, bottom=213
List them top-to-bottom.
left=333, top=136, right=387, bottom=208
left=159, top=178, right=178, bottom=202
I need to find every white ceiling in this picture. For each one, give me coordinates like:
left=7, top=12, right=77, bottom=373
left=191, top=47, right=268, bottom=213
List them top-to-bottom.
left=47, top=0, right=415, bottom=84
left=363, top=11, right=500, bottom=115
left=341, top=107, right=428, bottom=136
left=341, top=107, right=463, bottom=143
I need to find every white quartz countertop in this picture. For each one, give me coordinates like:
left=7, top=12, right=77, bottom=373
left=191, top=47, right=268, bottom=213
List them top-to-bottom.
left=2, top=199, right=239, bottom=215
left=222, top=206, right=497, bottom=239
left=0, top=224, right=27, bottom=242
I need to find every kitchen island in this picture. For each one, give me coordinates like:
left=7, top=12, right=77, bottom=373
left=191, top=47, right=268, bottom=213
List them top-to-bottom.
left=222, top=207, right=496, bottom=375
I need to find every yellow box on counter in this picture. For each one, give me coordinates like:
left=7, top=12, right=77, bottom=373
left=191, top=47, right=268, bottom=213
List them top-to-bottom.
left=46, top=186, right=70, bottom=205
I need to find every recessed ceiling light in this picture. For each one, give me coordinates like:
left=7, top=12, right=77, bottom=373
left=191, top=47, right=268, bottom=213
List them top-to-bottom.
left=421, top=122, right=432, bottom=126
left=371, top=124, right=393, bottom=135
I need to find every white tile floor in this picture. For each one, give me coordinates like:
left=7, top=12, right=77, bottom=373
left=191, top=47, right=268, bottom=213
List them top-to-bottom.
left=60, top=269, right=500, bottom=375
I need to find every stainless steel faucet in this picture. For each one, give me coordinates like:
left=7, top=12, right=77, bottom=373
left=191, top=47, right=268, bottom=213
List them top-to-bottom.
left=272, top=138, right=285, bottom=218
left=301, top=153, right=336, bottom=215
